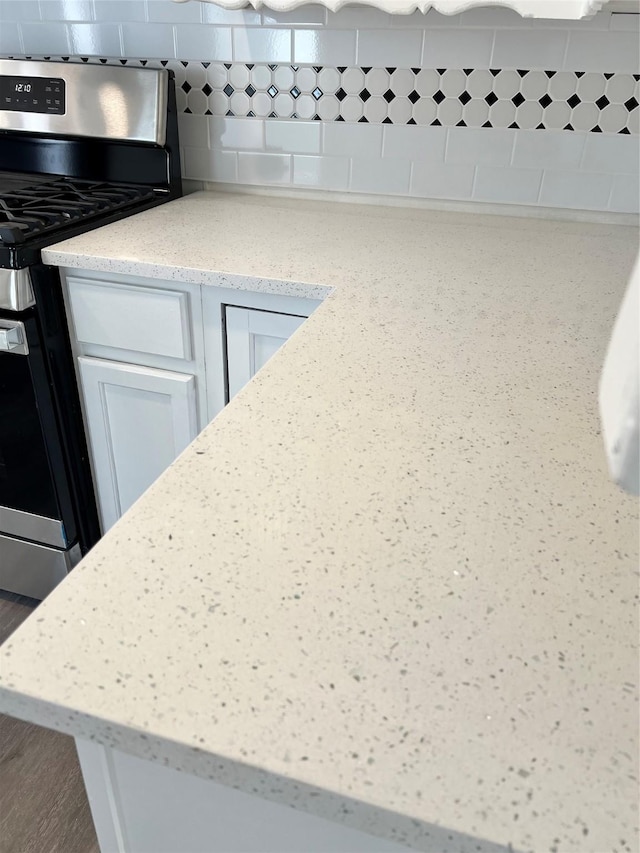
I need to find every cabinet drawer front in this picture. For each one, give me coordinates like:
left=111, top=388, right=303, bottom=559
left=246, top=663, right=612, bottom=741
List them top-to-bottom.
left=67, top=278, right=192, bottom=361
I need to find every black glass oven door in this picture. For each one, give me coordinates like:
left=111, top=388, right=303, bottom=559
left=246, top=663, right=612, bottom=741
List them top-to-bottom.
left=0, top=312, right=68, bottom=548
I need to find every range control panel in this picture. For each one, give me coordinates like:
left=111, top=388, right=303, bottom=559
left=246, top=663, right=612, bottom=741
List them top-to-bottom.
left=0, top=75, right=65, bottom=115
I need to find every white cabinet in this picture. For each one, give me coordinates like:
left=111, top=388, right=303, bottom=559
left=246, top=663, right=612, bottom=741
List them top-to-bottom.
left=62, top=268, right=322, bottom=532
left=225, top=306, right=306, bottom=402
left=77, top=357, right=198, bottom=532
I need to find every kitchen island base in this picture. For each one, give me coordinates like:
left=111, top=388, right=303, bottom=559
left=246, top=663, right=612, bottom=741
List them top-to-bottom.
left=75, top=739, right=412, bottom=853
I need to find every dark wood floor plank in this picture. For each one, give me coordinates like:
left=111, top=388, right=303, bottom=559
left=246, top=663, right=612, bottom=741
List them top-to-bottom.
left=0, top=591, right=99, bottom=853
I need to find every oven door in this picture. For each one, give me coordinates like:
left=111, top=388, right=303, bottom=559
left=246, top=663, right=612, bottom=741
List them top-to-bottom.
left=0, top=312, right=80, bottom=599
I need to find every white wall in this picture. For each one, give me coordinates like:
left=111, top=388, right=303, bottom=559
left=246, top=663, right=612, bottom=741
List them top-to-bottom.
left=1, top=0, right=638, bottom=213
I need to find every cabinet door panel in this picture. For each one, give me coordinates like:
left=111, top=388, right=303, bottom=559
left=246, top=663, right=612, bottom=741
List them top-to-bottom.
left=225, top=307, right=305, bottom=402
left=78, top=357, right=198, bottom=532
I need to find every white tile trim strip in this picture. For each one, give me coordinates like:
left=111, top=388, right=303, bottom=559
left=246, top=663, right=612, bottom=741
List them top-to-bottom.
left=8, top=54, right=640, bottom=135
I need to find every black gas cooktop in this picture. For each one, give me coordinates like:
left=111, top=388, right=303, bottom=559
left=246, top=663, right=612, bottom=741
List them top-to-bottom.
left=0, top=172, right=158, bottom=246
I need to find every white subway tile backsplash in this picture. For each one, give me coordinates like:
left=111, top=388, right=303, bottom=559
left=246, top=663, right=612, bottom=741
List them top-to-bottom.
left=0, top=0, right=39, bottom=22
left=39, top=0, right=93, bottom=22
left=147, top=0, right=201, bottom=24
left=93, top=1, right=146, bottom=23
left=201, top=5, right=262, bottom=26
left=263, top=5, right=326, bottom=26
left=328, top=6, right=390, bottom=29
left=458, top=6, right=532, bottom=27
left=398, top=9, right=457, bottom=28
left=609, top=12, right=640, bottom=32
left=0, top=21, right=21, bottom=53
left=20, top=21, right=69, bottom=54
left=121, top=22, right=175, bottom=58
left=67, top=23, right=121, bottom=56
left=175, top=24, right=232, bottom=61
left=233, top=27, right=291, bottom=63
left=293, top=29, right=356, bottom=65
left=357, top=29, right=423, bottom=67
left=422, top=29, right=494, bottom=69
left=492, top=29, right=567, bottom=70
left=565, top=31, right=640, bottom=73
left=178, top=115, right=209, bottom=149
left=209, top=116, right=264, bottom=150
left=266, top=120, right=321, bottom=154
left=324, top=122, right=383, bottom=157
left=382, top=125, right=446, bottom=161
left=446, top=127, right=514, bottom=166
left=512, top=129, right=586, bottom=169
left=581, top=133, right=639, bottom=174
left=183, top=146, right=237, bottom=182
left=238, top=151, right=291, bottom=184
left=293, top=154, right=350, bottom=189
left=350, top=156, right=411, bottom=194
left=411, top=160, right=475, bottom=199
left=473, top=164, right=542, bottom=203
left=539, top=170, right=613, bottom=209
left=609, top=173, right=640, bottom=212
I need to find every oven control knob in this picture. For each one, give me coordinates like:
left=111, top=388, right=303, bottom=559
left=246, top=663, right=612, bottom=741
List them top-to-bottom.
left=0, top=321, right=28, bottom=355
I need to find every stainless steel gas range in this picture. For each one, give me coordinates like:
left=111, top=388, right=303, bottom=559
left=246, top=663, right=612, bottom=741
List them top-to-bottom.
left=0, top=59, right=182, bottom=599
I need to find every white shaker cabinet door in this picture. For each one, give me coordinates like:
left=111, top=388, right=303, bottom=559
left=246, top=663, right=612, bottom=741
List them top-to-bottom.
left=225, top=307, right=305, bottom=402
left=78, top=357, right=198, bottom=532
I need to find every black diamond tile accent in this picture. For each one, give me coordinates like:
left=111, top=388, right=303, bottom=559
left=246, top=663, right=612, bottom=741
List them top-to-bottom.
left=141, top=60, right=148, bottom=66
left=160, top=60, right=168, bottom=67
left=182, top=61, right=189, bottom=68
left=202, top=62, right=210, bottom=68
left=224, top=63, right=231, bottom=70
left=246, top=63, right=254, bottom=69
left=268, top=64, right=277, bottom=71
left=292, top=65, right=299, bottom=71
left=313, top=65, right=322, bottom=73
left=337, top=66, right=346, bottom=73
left=362, top=66, right=372, bottom=74
left=386, top=67, right=396, bottom=74
left=411, top=67, right=421, bottom=74
left=436, top=68, right=445, bottom=75
left=463, top=68, right=473, bottom=75
left=489, top=69, right=500, bottom=76
left=516, top=69, right=527, bottom=77
left=545, top=70, right=556, bottom=78
left=604, top=72, right=614, bottom=79
left=633, top=74, right=640, bottom=82
left=182, top=81, right=192, bottom=93
left=202, top=83, right=212, bottom=96
left=223, top=83, right=233, bottom=96
left=245, top=84, right=256, bottom=96
left=267, top=85, right=278, bottom=97
left=290, top=86, right=301, bottom=98
left=312, top=87, right=323, bottom=100
left=336, top=88, right=347, bottom=101
left=359, top=88, right=371, bottom=102
left=383, top=89, right=395, bottom=103
left=408, top=90, right=420, bottom=104
left=433, top=90, right=445, bottom=104
left=459, top=91, right=471, bottom=105
left=485, top=92, right=498, bottom=106
left=512, top=92, right=525, bottom=106
left=539, top=93, right=552, bottom=108
left=567, top=93, right=581, bottom=108
left=595, top=94, right=609, bottom=109
left=625, top=96, right=638, bottom=110
left=184, top=107, right=192, bottom=114
left=205, top=109, right=212, bottom=115
left=226, top=109, right=234, bottom=116
left=247, top=110, right=255, bottom=117
left=269, top=111, right=277, bottom=117
left=292, top=112, right=298, bottom=118
left=313, top=113, right=321, bottom=120
left=336, top=115, right=345, bottom=121
left=358, top=116, right=368, bottom=122
left=382, top=117, right=392, bottom=124
left=408, top=117, right=417, bottom=125
left=431, top=118, right=441, bottom=126
left=456, top=119, right=467, bottom=126
left=482, top=121, right=492, bottom=127
left=508, top=121, right=518, bottom=128
left=535, top=122, right=545, bottom=129
left=564, top=123, right=574, bottom=130
left=592, top=125, right=602, bottom=132
left=620, top=126, right=631, bottom=134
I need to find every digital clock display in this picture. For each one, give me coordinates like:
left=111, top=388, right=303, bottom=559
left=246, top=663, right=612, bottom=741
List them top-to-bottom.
left=0, top=75, right=65, bottom=115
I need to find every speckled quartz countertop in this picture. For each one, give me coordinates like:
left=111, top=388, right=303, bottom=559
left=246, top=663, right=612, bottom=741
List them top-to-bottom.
left=1, top=192, right=638, bottom=853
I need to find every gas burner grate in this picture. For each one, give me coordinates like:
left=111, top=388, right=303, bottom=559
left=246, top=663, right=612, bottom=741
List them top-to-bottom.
left=0, top=178, right=157, bottom=245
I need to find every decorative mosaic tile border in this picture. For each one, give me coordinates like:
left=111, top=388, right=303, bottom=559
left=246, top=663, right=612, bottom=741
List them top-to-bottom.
left=15, top=55, right=640, bottom=135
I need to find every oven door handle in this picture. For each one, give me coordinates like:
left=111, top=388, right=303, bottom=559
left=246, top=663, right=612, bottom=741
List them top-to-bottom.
left=0, top=319, right=29, bottom=355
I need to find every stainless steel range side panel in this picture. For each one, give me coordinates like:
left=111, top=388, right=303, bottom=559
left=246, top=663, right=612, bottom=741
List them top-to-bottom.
left=0, top=60, right=168, bottom=145
left=0, top=269, right=35, bottom=311
left=0, top=506, right=67, bottom=548
left=0, top=534, right=81, bottom=600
